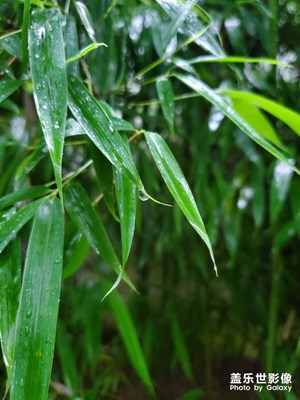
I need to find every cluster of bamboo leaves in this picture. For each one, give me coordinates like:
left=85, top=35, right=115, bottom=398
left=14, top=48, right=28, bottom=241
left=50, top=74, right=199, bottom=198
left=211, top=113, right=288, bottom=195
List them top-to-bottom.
left=0, top=0, right=300, bottom=398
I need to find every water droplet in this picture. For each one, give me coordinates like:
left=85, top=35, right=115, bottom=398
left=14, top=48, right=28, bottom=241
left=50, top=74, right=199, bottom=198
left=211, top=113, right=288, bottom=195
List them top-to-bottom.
left=138, top=189, right=149, bottom=202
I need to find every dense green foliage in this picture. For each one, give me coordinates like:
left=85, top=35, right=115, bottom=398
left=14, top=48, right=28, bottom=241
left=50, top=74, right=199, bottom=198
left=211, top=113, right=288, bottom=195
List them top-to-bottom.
left=0, top=0, right=300, bottom=399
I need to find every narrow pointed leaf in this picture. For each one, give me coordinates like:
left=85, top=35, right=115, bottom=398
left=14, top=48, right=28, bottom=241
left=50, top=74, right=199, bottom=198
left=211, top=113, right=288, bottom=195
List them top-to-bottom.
left=74, top=1, right=96, bottom=42
left=29, top=9, right=68, bottom=199
left=65, top=15, right=79, bottom=77
left=0, top=31, right=22, bottom=59
left=66, top=42, right=107, bottom=65
left=175, top=74, right=300, bottom=175
left=68, top=75, right=143, bottom=188
left=156, top=77, right=175, bottom=134
left=0, top=79, right=22, bottom=104
left=220, top=89, right=300, bottom=137
left=232, top=99, right=282, bottom=147
left=145, top=131, right=217, bottom=275
left=89, top=141, right=118, bottom=220
left=114, top=167, right=137, bottom=265
left=64, top=183, right=134, bottom=290
left=0, top=186, right=51, bottom=210
left=10, top=198, right=64, bottom=400
left=0, top=199, right=43, bottom=254
left=63, top=233, right=90, bottom=280
left=0, top=240, right=21, bottom=388
left=102, top=279, right=154, bottom=395
left=171, top=317, right=193, bottom=380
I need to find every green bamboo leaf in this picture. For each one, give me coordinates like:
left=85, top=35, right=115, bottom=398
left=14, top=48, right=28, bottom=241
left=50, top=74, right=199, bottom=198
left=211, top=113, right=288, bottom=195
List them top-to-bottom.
left=21, top=0, right=30, bottom=69
left=156, top=0, right=224, bottom=57
left=74, top=1, right=96, bottom=42
left=29, top=9, right=68, bottom=200
left=65, top=15, right=79, bottom=77
left=0, top=31, right=22, bottom=59
left=66, top=42, right=107, bottom=64
left=178, top=55, right=291, bottom=67
left=175, top=74, right=300, bottom=175
left=68, top=75, right=143, bottom=188
left=156, top=77, right=175, bottom=134
left=0, top=79, right=22, bottom=104
left=220, top=89, right=300, bottom=137
left=232, top=99, right=282, bottom=147
left=99, top=101, right=135, bottom=131
left=145, top=131, right=217, bottom=275
left=89, top=141, right=118, bottom=220
left=15, top=144, right=47, bottom=186
left=270, top=160, right=294, bottom=224
left=114, top=166, right=137, bottom=266
left=64, top=183, right=134, bottom=290
left=0, top=186, right=51, bottom=210
left=10, top=198, right=64, bottom=400
left=0, top=199, right=43, bottom=254
left=63, top=233, right=90, bottom=280
left=0, top=240, right=21, bottom=390
left=102, top=279, right=154, bottom=395
left=171, top=317, right=193, bottom=380
left=56, top=320, right=79, bottom=397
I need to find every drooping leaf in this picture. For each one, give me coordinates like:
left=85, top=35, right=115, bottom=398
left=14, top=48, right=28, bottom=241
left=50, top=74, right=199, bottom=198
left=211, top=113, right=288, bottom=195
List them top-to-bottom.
left=29, top=9, right=68, bottom=199
left=175, top=74, right=300, bottom=175
left=68, top=75, right=143, bottom=188
left=156, top=77, right=175, bottom=134
left=0, top=79, right=22, bottom=104
left=220, top=89, right=300, bottom=137
left=145, top=131, right=217, bottom=275
left=270, top=160, right=294, bottom=224
left=114, top=166, right=137, bottom=266
left=64, top=183, right=134, bottom=290
left=0, top=186, right=51, bottom=210
left=10, top=198, right=64, bottom=400
left=0, top=199, right=43, bottom=254
left=0, top=239, right=21, bottom=389
left=102, top=279, right=154, bottom=395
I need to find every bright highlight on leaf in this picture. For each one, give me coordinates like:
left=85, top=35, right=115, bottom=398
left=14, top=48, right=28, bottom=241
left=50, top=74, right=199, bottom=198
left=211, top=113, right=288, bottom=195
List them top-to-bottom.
left=29, top=9, right=67, bottom=200
left=145, top=131, right=217, bottom=275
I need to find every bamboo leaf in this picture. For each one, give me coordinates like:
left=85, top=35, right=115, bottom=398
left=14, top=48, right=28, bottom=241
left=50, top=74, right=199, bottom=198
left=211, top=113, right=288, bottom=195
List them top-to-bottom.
left=156, top=0, right=224, bottom=57
left=74, top=1, right=96, bottom=42
left=29, top=9, right=68, bottom=199
left=65, top=15, right=79, bottom=77
left=0, top=31, right=22, bottom=59
left=66, top=42, right=107, bottom=64
left=176, top=55, right=292, bottom=67
left=175, top=73, right=300, bottom=175
left=68, top=75, right=143, bottom=188
left=156, top=77, right=175, bottom=134
left=0, top=79, right=22, bottom=104
left=220, top=89, right=300, bottom=137
left=231, top=99, right=282, bottom=147
left=145, top=131, right=217, bottom=275
left=114, top=166, right=137, bottom=266
left=64, top=183, right=134, bottom=290
left=0, top=186, right=51, bottom=210
left=10, top=198, right=64, bottom=400
left=0, top=199, right=43, bottom=254
left=63, top=233, right=90, bottom=280
left=0, top=240, right=21, bottom=390
left=102, top=279, right=154, bottom=395
left=171, top=317, right=193, bottom=380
